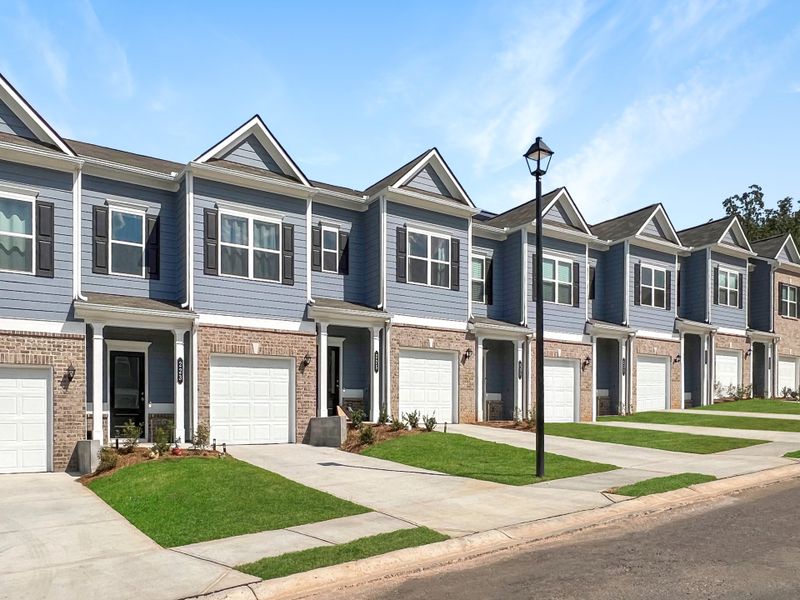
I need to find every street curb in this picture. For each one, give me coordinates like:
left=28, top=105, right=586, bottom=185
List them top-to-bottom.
left=185, top=462, right=800, bottom=600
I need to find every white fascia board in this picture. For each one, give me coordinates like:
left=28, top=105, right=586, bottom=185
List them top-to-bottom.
left=0, top=77, right=75, bottom=156
left=194, top=116, right=311, bottom=187
left=0, top=142, right=83, bottom=172
left=393, top=149, right=474, bottom=208
left=80, top=158, right=179, bottom=191
left=189, top=161, right=312, bottom=200
left=384, top=187, right=479, bottom=218
left=544, top=188, right=593, bottom=236
left=311, top=191, right=369, bottom=212
left=635, top=204, right=682, bottom=246
left=719, top=217, right=754, bottom=253
left=472, top=221, right=507, bottom=240
left=629, top=234, right=690, bottom=256
left=781, top=235, right=800, bottom=263
left=74, top=303, right=197, bottom=327
left=308, top=306, right=390, bottom=327
left=197, top=312, right=316, bottom=333
left=390, top=314, right=468, bottom=331
left=0, top=318, right=85, bottom=335
left=467, top=321, right=529, bottom=340
left=716, top=326, right=748, bottom=337
left=636, top=329, right=680, bottom=341
left=542, top=331, right=591, bottom=344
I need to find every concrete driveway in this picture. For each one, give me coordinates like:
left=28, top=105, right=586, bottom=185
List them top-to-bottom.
left=0, top=473, right=256, bottom=600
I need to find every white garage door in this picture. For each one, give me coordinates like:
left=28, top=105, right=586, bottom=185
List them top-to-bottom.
left=399, top=350, right=455, bottom=423
left=715, top=350, right=741, bottom=398
left=210, top=356, right=292, bottom=445
left=636, top=356, right=669, bottom=412
left=778, top=357, right=798, bottom=394
left=544, top=359, right=578, bottom=422
left=0, top=367, right=49, bottom=474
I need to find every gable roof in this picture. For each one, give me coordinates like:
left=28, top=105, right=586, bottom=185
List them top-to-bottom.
left=0, top=73, right=75, bottom=156
left=195, top=115, right=310, bottom=186
left=66, top=138, right=183, bottom=176
left=365, top=148, right=474, bottom=207
left=485, top=187, right=592, bottom=237
left=485, top=188, right=560, bottom=229
left=592, top=204, right=682, bottom=247
left=678, top=215, right=753, bottom=253
left=751, top=233, right=800, bottom=263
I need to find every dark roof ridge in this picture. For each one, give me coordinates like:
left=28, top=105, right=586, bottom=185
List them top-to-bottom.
left=677, top=214, right=735, bottom=234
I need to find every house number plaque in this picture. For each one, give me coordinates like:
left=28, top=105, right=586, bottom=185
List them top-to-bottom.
left=177, top=358, right=184, bottom=384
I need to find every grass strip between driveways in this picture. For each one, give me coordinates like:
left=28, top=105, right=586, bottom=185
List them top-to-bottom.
left=696, top=399, right=800, bottom=415
left=601, top=411, right=800, bottom=433
left=545, top=423, right=767, bottom=454
left=361, top=431, right=617, bottom=485
left=784, top=450, right=800, bottom=459
left=88, top=457, right=368, bottom=548
left=609, top=473, right=717, bottom=497
left=237, top=527, right=448, bottom=581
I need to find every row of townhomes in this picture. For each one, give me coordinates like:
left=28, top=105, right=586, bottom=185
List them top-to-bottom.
left=3, top=73, right=800, bottom=474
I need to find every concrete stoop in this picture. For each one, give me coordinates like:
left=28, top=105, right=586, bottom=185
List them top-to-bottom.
left=186, top=462, right=800, bottom=600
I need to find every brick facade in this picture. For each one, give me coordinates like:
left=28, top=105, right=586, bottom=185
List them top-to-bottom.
left=774, top=268, right=800, bottom=356
left=197, top=325, right=317, bottom=442
left=389, top=325, right=475, bottom=423
left=0, top=330, right=86, bottom=471
left=714, top=333, right=752, bottom=393
left=632, top=337, right=681, bottom=411
left=531, top=340, right=593, bottom=422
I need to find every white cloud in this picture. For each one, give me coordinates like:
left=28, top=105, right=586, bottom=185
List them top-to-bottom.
left=77, top=0, right=134, bottom=98
left=7, top=3, right=69, bottom=95
left=148, top=81, right=177, bottom=112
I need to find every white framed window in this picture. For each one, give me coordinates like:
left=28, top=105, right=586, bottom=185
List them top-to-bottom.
left=0, top=194, right=35, bottom=274
left=109, top=207, right=145, bottom=277
left=219, top=210, right=281, bottom=282
left=321, top=225, right=339, bottom=273
left=407, top=228, right=450, bottom=288
left=471, top=255, right=486, bottom=303
left=542, top=256, right=573, bottom=305
left=640, top=265, right=667, bottom=308
left=718, top=268, right=739, bottom=307
left=781, top=284, right=798, bottom=318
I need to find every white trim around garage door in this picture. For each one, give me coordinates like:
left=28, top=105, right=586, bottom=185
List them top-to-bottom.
left=398, top=348, right=459, bottom=424
left=635, top=355, right=670, bottom=412
left=543, top=357, right=580, bottom=423
left=0, top=365, right=53, bottom=473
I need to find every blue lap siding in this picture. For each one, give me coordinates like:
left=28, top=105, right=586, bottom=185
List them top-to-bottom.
left=311, top=203, right=368, bottom=305
left=627, top=245, right=677, bottom=332
left=708, top=251, right=748, bottom=330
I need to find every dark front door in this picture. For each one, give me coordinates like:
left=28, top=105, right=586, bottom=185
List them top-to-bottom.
left=327, top=346, right=341, bottom=416
left=110, top=351, right=146, bottom=438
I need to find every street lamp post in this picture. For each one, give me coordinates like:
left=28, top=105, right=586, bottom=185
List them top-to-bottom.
left=524, top=137, right=553, bottom=478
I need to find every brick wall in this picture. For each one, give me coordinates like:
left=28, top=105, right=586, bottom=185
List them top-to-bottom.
left=774, top=269, right=800, bottom=355
left=197, top=325, right=316, bottom=442
left=390, top=325, right=475, bottom=423
left=0, top=330, right=86, bottom=471
left=714, top=333, right=752, bottom=390
left=632, top=337, right=681, bottom=411
left=531, top=340, right=593, bottom=422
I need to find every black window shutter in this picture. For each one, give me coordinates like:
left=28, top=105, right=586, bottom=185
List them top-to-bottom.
left=35, top=200, right=54, bottom=278
left=92, top=205, right=108, bottom=274
left=203, top=208, right=218, bottom=275
left=145, top=214, right=160, bottom=280
left=282, top=223, right=294, bottom=285
left=311, top=225, right=321, bottom=272
left=396, top=226, right=407, bottom=283
left=338, top=230, right=349, bottom=275
left=450, top=238, right=460, bottom=291
left=531, top=254, right=537, bottom=302
left=486, top=257, right=493, bottom=305
left=572, top=261, right=580, bottom=307
left=633, top=263, right=641, bottom=306
left=589, top=266, right=596, bottom=300
left=712, top=266, right=719, bottom=305
left=665, top=270, right=672, bottom=310
left=677, top=270, right=681, bottom=307
left=738, top=272, right=744, bottom=309
left=779, top=283, right=786, bottom=316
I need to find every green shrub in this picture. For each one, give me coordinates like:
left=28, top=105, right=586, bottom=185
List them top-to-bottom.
left=350, top=408, right=366, bottom=428
left=378, top=408, right=389, bottom=425
left=403, top=410, right=420, bottom=429
left=422, top=414, right=437, bottom=432
left=389, top=417, right=404, bottom=432
left=120, top=419, right=142, bottom=453
left=192, top=424, right=210, bottom=450
left=359, top=424, right=376, bottom=445
left=151, top=426, right=171, bottom=455
left=96, top=446, right=118, bottom=473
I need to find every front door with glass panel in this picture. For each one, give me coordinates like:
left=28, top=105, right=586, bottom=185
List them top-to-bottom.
left=327, top=347, right=341, bottom=416
left=110, top=351, right=146, bottom=437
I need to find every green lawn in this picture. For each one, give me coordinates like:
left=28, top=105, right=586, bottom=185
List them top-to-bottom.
left=697, top=399, right=800, bottom=415
left=602, top=411, right=800, bottom=433
left=546, top=423, right=767, bottom=454
left=361, top=432, right=617, bottom=485
left=784, top=450, right=800, bottom=459
left=88, top=457, right=368, bottom=547
left=609, top=473, right=717, bottom=497
left=237, top=527, right=447, bottom=581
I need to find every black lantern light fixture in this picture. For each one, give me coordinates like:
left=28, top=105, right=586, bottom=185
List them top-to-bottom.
left=524, top=136, right=554, bottom=479
left=464, top=347, right=473, bottom=360
left=66, top=363, right=76, bottom=382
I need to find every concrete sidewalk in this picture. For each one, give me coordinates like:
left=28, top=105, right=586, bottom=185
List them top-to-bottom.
left=679, top=408, right=800, bottom=420
left=596, top=419, right=800, bottom=444
left=0, top=474, right=256, bottom=600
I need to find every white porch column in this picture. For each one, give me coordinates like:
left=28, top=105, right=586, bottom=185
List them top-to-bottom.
left=91, top=323, right=105, bottom=442
left=318, top=323, right=328, bottom=418
left=191, top=325, right=199, bottom=436
left=370, top=326, right=381, bottom=422
left=174, top=328, right=188, bottom=443
left=679, top=333, right=685, bottom=409
left=701, top=334, right=709, bottom=406
left=475, top=336, right=484, bottom=421
left=591, top=337, right=597, bottom=421
left=618, top=337, right=627, bottom=415
left=513, top=339, right=524, bottom=418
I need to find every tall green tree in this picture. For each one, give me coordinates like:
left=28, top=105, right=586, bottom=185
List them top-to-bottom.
left=722, top=185, right=797, bottom=241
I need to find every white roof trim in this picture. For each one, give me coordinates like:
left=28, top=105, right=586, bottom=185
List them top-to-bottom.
left=0, top=75, right=75, bottom=157
left=194, top=115, right=311, bottom=187
left=392, top=148, right=474, bottom=208
left=542, top=188, right=592, bottom=236
left=635, top=204, right=682, bottom=246
left=718, top=217, right=754, bottom=253
left=779, top=235, right=800, bottom=263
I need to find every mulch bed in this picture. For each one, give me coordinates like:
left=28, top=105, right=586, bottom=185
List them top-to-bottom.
left=476, top=420, right=536, bottom=432
left=340, top=424, right=426, bottom=453
left=79, top=446, right=221, bottom=485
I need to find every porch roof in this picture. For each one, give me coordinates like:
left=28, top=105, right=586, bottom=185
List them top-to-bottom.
left=74, top=293, right=196, bottom=327
left=308, top=297, right=390, bottom=325
left=468, top=316, right=530, bottom=337
left=674, top=317, right=717, bottom=334
left=585, top=319, right=635, bottom=337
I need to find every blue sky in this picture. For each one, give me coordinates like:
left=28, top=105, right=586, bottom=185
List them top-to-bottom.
left=0, top=0, right=798, bottom=227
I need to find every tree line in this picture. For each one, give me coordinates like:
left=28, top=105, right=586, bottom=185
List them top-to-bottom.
left=722, top=184, right=798, bottom=242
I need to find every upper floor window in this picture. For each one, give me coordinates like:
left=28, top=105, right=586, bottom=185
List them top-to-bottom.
left=0, top=196, right=34, bottom=274
left=110, top=208, right=145, bottom=277
left=220, top=211, right=281, bottom=282
left=321, top=226, right=339, bottom=273
left=408, top=229, right=450, bottom=288
left=471, top=255, right=486, bottom=303
left=542, top=256, right=573, bottom=305
left=640, top=265, right=666, bottom=308
left=717, top=268, right=739, bottom=307
left=781, top=284, right=798, bottom=318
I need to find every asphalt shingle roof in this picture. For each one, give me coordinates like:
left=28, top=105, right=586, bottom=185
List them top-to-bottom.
left=66, top=138, right=183, bottom=175
left=485, top=188, right=562, bottom=229
left=590, top=204, right=659, bottom=241
left=677, top=216, right=735, bottom=248
left=751, top=233, right=790, bottom=259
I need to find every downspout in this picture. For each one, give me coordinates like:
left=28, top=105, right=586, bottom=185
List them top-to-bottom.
left=73, top=166, right=87, bottom=301
left=181, top=170, right=194, bottom=309
left=306, top=195, right=313, bottom=304
left=378, top=195, right=387, bottom=310
left=467, top=217, right=473, bottom=321
left=521, top=229, right=528, bottom=326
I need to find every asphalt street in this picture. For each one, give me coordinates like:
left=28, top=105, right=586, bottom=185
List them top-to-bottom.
left=315, top=478, right=800, bottom=600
